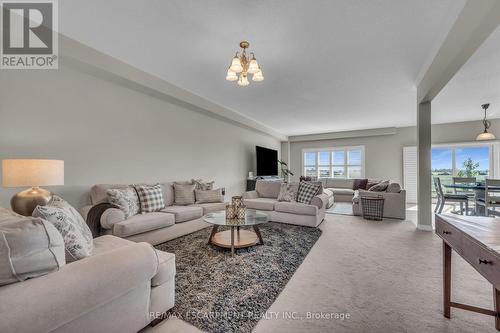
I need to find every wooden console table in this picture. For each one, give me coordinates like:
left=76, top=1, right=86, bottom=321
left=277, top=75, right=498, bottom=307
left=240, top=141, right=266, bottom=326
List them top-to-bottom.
left=435, top=214, right=500, bottom=330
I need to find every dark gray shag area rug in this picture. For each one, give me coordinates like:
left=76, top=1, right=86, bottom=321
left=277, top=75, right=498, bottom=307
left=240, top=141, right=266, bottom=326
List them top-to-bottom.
left=154, top=222, right=322, bottom=333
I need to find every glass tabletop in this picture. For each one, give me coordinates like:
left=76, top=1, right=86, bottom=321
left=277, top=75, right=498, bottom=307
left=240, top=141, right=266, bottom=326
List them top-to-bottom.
left=203, top=209, right=269, bottom=226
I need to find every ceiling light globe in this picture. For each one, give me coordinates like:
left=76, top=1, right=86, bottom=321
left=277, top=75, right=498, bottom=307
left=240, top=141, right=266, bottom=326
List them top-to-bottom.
left=230, top=56, right=243, bottom=73
left=247, top=59, right=260, bottom=74
left=226, top=68, right=238, bottom=81
left=252, top=70, right=264, bottom=82
left=237, top=74, right=249, bottom=87
left=476, top=131, right=496, bottom=141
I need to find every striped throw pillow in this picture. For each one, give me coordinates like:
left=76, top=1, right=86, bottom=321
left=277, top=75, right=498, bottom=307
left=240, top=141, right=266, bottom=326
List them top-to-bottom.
left=174, top=183, right=196, bottom=205
left=134, top=184, right=165, bottom=213
left=195, top=188, right=224, bottom=204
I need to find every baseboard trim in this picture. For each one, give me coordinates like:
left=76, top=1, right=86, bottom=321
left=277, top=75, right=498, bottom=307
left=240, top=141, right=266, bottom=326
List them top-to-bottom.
left=417, top=224, right=434, bottom=231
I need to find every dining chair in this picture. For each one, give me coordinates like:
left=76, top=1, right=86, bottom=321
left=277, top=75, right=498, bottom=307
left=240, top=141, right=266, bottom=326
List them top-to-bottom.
left=433, top=177, right=469, bottom=214
left=452, top=177, right=476, bottom=214
left=474, top=179, right=500, bottom=217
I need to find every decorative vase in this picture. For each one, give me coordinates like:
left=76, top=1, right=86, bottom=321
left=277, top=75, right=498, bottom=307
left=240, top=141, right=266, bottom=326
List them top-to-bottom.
left=232, top=196, right=243, bottom=209
left=226, top=205, right=236, bottom=219
left=236, top=205, right=246, bottom=219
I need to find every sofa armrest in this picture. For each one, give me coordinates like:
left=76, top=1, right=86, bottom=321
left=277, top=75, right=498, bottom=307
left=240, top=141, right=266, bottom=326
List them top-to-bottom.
left=243, top=190, right=258, bottom=199
left=311, top=193, right=329, bottom=210
left=80, top=205, right=93, bottom=221
left=101, top=207, right=126, bottom=229
left=0, top=242, right=158, bottom=333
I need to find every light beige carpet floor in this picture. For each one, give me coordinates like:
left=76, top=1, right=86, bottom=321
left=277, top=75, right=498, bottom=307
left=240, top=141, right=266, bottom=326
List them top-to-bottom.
left=148, top=209, right=497, bottom=333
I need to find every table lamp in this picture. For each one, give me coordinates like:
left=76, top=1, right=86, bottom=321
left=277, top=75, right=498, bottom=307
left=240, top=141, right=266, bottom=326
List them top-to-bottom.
left=2, top=159, right=64, bottom=216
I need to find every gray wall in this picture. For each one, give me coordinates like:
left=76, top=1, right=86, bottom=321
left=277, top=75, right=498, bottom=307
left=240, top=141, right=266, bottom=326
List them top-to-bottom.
left=0, top=64, right=280, bottom=209
left=284, top=119, right=500, bottom=184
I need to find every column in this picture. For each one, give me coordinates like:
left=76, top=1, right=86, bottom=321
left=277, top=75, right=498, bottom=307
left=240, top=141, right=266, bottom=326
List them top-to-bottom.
left=417, top=101, right=433, bottom=230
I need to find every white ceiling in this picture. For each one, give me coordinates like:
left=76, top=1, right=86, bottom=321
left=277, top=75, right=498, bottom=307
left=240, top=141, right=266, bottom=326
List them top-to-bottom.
left=58, top=0, right=498, bottom=136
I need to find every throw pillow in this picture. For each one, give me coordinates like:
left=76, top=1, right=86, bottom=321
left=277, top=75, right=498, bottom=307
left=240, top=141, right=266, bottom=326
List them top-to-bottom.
left=352, top=178, right=368, bottom=190
left=192, top=179, right=215, bottom=190
left=366, top=179, right=380, bottom=190
left=368, top=180, right=390, bottom=192
left=297, top=181, right=321, bottom=204
left=386, top=182, right=402, bottom=193
left=173, top=183, right=196, bottom=205
left=277, top=183, right=299, bottom=202
left=134, top=184, right=165, bottom=212
left=106, top=187, right=140, bottom=218
left=195, top=188, right=224, bottom=204
left=32, top=195, right=93, bottom=262
left=0, top=214, right=65, bottom=286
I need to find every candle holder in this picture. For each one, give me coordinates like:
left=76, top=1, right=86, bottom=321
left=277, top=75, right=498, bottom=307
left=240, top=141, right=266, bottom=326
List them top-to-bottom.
left=232, top=196, right=243, bottom=208
left=226, top=205, right=236, bottom=219
left=236, top=205, right=246, bottom=219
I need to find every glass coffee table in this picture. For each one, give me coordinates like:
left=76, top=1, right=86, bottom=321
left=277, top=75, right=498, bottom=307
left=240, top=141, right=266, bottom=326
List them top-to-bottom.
left=204, top=209, right=269, bottom=256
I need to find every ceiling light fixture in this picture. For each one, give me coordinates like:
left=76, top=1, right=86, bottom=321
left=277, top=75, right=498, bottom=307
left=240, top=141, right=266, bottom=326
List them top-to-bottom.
left=226, top=41, right=264, bottom=86
left=476, top=103, right=496, bottom=141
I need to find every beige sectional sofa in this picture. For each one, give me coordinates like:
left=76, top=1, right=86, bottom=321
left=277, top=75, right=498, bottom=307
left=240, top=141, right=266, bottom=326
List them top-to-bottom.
left=243, top=180, right=328, bottom=227
left=81, top=182, right=226, bottom=245
left=0, top=235, right=174, bottom=333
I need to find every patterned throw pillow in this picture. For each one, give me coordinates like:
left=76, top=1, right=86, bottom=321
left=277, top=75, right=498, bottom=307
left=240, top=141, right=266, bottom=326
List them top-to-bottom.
left=192, top=179, right=215, bottom=190
left=368, top=180, right=390, bottom=192
left=297, top=181, right=321, bottom=204
left=174, top=183, right=196, bottom=205
left=277, top=183, right=298, bottom=202
left=134, top=184, right=165, bottom=213
left=106, top=187, right=140, bottom=218
left=195, top=188, right=224, bottom=204
left=32, top=195, right=93, bottom=262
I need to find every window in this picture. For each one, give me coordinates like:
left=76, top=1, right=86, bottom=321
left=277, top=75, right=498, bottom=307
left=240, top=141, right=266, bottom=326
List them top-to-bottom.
left=432, top=142, right=496, bottom=195
left=303, top=146, right=365, bottom=179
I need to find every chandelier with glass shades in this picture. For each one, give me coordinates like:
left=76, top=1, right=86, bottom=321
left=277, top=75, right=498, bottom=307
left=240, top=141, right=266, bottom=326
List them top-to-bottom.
left=226, top=41, right=264, bottom=86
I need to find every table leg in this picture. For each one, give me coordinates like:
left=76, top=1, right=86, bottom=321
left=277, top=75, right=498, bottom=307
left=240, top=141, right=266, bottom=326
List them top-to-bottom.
left=208, top=225, right=218, bottom=244
left=253, top=225, right=264, bottom=245
left=231, top=226, right=235, bottom=256
left=443, top=241, right=452, bottom=319
left=494, top=287, right=500, bottom=330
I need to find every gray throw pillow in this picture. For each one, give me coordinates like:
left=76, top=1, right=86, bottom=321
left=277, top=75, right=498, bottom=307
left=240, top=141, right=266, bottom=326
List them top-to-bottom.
left=192, top=179, right=215, bottom=190
left=368, top=180, right=390, bottom=192
left=174, top=183, right=196, bottom=205
left=277, top=183, right=299, bottom=202
left=386, top=183, right=402, bottom=193
left=107, top=187, right=140, bottom=218
left=195, top=188, right=224, bottom=204
left=33, top=195, right=93, bottom=262
left=0, top=213, right=65, bottom=286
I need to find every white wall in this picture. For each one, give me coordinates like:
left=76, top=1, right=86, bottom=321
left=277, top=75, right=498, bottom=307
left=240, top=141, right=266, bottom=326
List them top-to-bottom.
left=0, top=64, right=280, bottom=209
left=285, top=119, right=500, bottom=184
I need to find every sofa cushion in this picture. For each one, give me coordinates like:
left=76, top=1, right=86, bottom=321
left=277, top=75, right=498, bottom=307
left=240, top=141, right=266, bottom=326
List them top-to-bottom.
left=325, top=178, right=354, bottom=189
left=255, top=180, right=283, bottom=198
left=368, top=180, right=390, bottom=192
left=159, top=183, right=175, bottom=206
left=173, top=183, right=196, bottom=205
left=106, top=187, right=140, bottom=218
left=331, top=188, right=355, bottom=196
left=33, top=195, right=93, bottom=262
left=243, top=198, right=277, bottom=211
left=191, top=202, right=226, bottom=214
left=274, top=202, right=318, bottom=216
left=161, top=205, right=203, bottom=223
left=113, top=212, right=175, bottom=237
left=0, top=214, right=65, bottom=286
left=91, top=235, right=134, bottom=255
left=151, top=250, right=176, bottom=287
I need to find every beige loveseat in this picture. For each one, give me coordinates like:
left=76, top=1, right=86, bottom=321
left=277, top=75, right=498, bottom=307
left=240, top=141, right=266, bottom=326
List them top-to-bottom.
left=242, top=180, right=328, bottom=228
left=81, top=182, right=226, bottom=245
left=0, top=235, right=175, bottom=333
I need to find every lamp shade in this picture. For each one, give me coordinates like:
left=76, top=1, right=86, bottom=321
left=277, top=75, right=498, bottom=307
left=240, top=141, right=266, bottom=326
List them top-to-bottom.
left=476, top=131, right=496, bottom=141
left=2, top=159, right=64, bottom=187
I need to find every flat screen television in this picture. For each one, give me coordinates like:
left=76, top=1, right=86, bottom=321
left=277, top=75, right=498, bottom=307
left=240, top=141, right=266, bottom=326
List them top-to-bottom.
left=256, top=146, right=278, bottom=176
